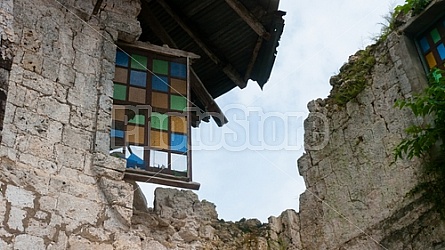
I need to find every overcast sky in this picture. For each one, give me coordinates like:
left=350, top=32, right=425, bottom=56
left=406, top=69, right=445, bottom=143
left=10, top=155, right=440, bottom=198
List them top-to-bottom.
left=139, top=0, right=405, bottom=222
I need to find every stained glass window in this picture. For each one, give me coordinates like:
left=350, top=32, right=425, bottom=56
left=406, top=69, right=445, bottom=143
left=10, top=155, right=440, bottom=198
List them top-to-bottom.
left=417, top=16, right=445, bottom=70
left=110, top=46, right=191, bottom=182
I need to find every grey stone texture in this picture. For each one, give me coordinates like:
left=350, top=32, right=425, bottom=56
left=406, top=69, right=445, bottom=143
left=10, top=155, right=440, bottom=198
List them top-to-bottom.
left=0, top=0, right=444, bottom=249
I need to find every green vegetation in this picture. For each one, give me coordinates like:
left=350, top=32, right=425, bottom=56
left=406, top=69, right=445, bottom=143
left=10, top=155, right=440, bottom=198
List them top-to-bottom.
left=395, top=0, right=432, bottom=15
left=330, top=46, right=376, bottom=105
left=394, top=68, right=445, bottom=217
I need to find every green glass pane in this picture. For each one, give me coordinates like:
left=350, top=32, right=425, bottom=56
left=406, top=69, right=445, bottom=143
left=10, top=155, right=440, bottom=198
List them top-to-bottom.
left=431, top=28, right=441, bottom=43
left=131, top=54, right=148, bottom=70
left=153, top=59, right=168, bottom=75
left=113, top=84, right=127, bottom=101
left=170, top=95, right=187, bottom=111
left=151, top=112, right=169, bottom=130
left=129, top=114, right=145, bottom=125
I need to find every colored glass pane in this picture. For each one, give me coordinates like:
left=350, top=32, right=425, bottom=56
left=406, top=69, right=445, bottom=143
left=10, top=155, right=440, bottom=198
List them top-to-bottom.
left=431, top=28, right=441, bottom=43
left=419, top=37, right=430, bottom=53
left=438, top=43, right=445, bottom=60
left=116, top=50, right=129, bottom=67
left=426, top=52, right=437, bottom=68
left=131, top=54, right=148, bottom=70
left=153, top=59, right=168, bottom=75
left=170, top=62, right=186, bottom=79
left=114, top=67, right=128, bottom=83
left=130, top=70, right=147, bottom=87
left=152, top=76, right=169, bottom=92
left=171, top=78, right=187, bottom=95
left=113, top=84, right=127, bottom=101
left=128, top=87, right=146, bottom=103
left=152, top=92, right=169, bottom=109
left=170, top=95, right=187, bottom=111
left=112, top=105, right=126, bottom=121
left=151, top=112, right=169, bottom=130
left=128, top=114, right=145, bottom=125
left=171, top=116, right=187, bottom=134
left=126, top=125, right=145, bottom=144
left=111, top=129, right=124, bottom=138
left=150, top=130, right=169, bottom=150
left=171, top=133, right=187, bottom=153
left=126, top=146, right=145, bottom=169
left=150, top=150, right=168, bottom=168
left=171, top=153, right=187, bottom=172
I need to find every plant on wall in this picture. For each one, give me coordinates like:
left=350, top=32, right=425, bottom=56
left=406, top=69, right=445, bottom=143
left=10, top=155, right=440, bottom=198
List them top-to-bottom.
left=395, top=0, right=432, bottom=15
left=394, top=68, right=445, bottom=216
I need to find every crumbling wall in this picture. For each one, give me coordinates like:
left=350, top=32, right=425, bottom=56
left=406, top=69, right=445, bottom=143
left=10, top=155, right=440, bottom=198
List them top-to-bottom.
left=0, top=0, right=302, bottom=249
left=297, top=25, right=445, bottom=249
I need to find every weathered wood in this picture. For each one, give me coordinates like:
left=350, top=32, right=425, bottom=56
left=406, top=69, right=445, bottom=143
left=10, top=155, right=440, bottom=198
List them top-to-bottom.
left=156, top=0, right=247, bottom=88
left=225, top=0, right=271, bottom=40
left=244, top=36, right=263, bottom=81
left=118, top=41, right=200, bottom=59
left=124, top=170, right=200, bottom=190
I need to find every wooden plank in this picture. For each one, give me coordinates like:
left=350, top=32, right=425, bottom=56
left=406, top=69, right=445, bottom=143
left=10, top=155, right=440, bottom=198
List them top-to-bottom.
left=155, top=0, right=247, bottom=89
left=225, top=0, right=270, bottom=40
left=244, top=36, right=263, bottom=81
left=118, top=41, right=200, bottom=59
left=124, top=171, right=201, bottom=190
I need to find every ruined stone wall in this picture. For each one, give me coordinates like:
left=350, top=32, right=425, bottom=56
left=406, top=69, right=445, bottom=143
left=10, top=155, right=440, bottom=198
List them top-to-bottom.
left=1, top=0, right=445, bottom=249
left=0, top=1, right=301, bottom=249
left=297, top=28, right=445, bottom=249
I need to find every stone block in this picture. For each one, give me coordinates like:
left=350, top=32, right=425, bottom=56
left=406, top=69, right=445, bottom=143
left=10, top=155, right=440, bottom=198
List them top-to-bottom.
left=21, top=52, right=43, bottom=74
left=73, top=52, right=100, bottom=75
left=57, top=64, right=75, bottom=87
left=68, top=72, right=98, bottom=111
left=37, top=96, right=70, bottom=124
left=70, top=106, right=96, bottom=131
left=61, top=126, right=93, bottom=151
left=55, top=143, right=86, bottom=170
left=99, top=177, right=133, bottom=209
left=6, top=185, right=35, bottom=208
left=56, top=193, right=102, bottom=232
left=7, top=207, right=26, bottom=232
left=13, top=234, right=45, bottom=250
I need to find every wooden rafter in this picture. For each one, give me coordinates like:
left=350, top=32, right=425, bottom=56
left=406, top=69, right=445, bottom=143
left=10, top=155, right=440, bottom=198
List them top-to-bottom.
left=92, top=0, right=103, bottom=15
left=155, top=0, right=247, bottom=89
left=224, top=0, right=271, bottom=40
left=139, top=1, right=228, bottom=126
left=244, top=36, right=263, bottom=81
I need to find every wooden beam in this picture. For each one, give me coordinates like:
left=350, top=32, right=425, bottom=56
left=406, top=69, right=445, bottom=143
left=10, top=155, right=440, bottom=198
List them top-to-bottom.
left=155, top=0, right=247, bottom=89
left=224, top=0, right=271, bottom=40
left=244, top=36, right=263, bottom=81
left=118, top=41, right=200, bottom=59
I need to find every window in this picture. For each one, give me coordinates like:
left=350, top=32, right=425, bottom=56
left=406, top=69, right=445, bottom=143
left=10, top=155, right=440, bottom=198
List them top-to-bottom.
left=416, top=16, right=445, bottom=71
left=110, top=43, right=198, bottom=189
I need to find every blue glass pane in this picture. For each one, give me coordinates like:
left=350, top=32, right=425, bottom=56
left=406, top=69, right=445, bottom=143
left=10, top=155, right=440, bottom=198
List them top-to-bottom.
left=419, top=37, right=430, bottom=53
left=438, top=43, right=445, bottom=60
left=116, top=50, right=129, bottom=67
left=170, top=62, right=186, bottom=79
left=130, top=70, right=147, bottom=87
left=152, top=76, right=169, bottom=92
left=111, top=129, right=124, bottom=138
left=171, top=133, right=187, bottom=153
left=126, top=153, right=145, bottom=169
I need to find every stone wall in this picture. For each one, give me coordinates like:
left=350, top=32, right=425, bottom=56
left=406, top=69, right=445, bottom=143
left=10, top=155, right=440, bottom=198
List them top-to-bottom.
left=1, top=0, right=445, bottom=249
left=297, top=24, right=445, bottom=249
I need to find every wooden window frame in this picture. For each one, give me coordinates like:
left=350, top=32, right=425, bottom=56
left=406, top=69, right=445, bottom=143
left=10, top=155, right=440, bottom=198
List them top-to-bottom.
left=112, top=42, right=200, bottom=190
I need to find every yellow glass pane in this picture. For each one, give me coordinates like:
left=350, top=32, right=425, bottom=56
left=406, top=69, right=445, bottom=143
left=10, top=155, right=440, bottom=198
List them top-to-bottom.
left=426, top=52, right=437, bottom=69
left=114, top=67, right=128, bottom=83
left=171, top=78, right=187, bottom=95
left=128, top=87, right=146, bottom=104
left=152, top=92, right=168, bottom=109
left=112, top=105, right=126, bottom=121
left=171, top=116, right=187, bottom=134
left=126, top=125, right=145, bottom=145
left=150, top=130, right=169, bottom=150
